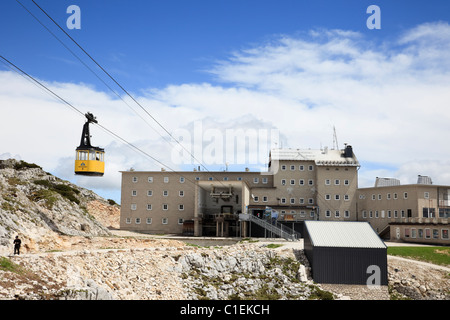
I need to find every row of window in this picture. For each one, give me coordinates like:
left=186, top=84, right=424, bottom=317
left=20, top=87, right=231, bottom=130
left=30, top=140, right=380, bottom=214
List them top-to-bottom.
left=281, top=164, right=314, bottom=171
left=132, top=176, right=270, bottom=184
left=280, top=179, right=350, bottom=186
left=132, top=190, right=185, bottom=197
left=360, top=192, right=414, bottom=200
left=130, top=204, right=185, bottom=211
left=362, top=209, right=411, bottom=219
left=324, top=210, right=351, bottom=218
left=125, top=217, right=184, bottom=225
left=404, top=228, right=449, bottom=240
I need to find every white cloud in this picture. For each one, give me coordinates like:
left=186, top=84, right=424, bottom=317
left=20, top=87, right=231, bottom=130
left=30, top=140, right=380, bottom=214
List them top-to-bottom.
left=2, top=22, right=450, bottom=202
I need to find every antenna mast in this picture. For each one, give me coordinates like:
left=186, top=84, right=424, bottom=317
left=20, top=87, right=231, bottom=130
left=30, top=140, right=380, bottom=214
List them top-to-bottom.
left=332, top=126, right=339, bottom=150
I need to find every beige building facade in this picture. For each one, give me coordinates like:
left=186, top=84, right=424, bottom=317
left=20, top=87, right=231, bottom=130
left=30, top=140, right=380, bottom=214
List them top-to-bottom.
left=120, top=145, right=360, bottom=237
left=357, top=180, right=450, bottom=245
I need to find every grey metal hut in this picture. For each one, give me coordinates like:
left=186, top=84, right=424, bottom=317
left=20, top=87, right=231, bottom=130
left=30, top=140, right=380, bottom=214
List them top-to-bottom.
left=303, top=221, right=388, bottom=285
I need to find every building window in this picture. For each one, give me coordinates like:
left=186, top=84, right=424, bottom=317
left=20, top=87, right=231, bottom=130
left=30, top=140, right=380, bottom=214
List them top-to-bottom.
left=281, top=165, right=286, bottom=171
left=290, top=165, right=295, bottom=171
left=299, top=165, right=304, bottom=171
left=308, top=165, right=314, bottom=171
left=132, top=177, right=138, bottom=183
left=148, top=177, right=153, bottom=183
left=164, top=177, right=169, bottom=183
left=180, top=177, right=185, bottom=183
left=195, top=177, right=200, bottom=181
left=208, top=177, right=213, bottom=181
left=223, top=177, right=229, bottom=181
left=237, top=177, right=242, bottom=181
left=254, top=177, right=259, bottom=183
left=262, top=177, right=268, bottom=184
left=281, top=179, right=286, bottom=185
left=290, top=179, right=295, bottom=185
left=299, top=179, right=304, bottom=186
left=308, top=179, right=314, bottom=186
left=325, top=179, right=330, bottom=185
left=334, top=179, right=340, bottom=185
left=344, top=180, right=349, bottom=185
left=132, top=190, right=137, bottom=196
left=147, top=190, right=153, bottom=196
left=163, top=190, right=168, bottom=196
left=179, top=190, right=184, bottom=197
left=404, top=192, right=408, bottom=199
left=424, top=192, right=429, bottom=199
left=387, top=193, right=391, bottom=200
left=394, top=193, right=398, bottom=199
left=325, top=194, right=331, bottom=200
left=335, top=194, right=340, bottom=200
left=344, top=194, right=349, bottom=201
left=372, top=194, right=376, bottom=200
left=378, top=194, right=382, bottom=200
left=254, top=196, right=259, bottom=202
left=263, top=196, right=268, bottom=202
left=281, top=198, right=286, bottom=204
left=290, top=198, right=295, bottom=204
left=299, top=198, right=305, bottom=204
left=308, top=198, right=314, bottom=204
left=131, top=204, right=137, bottom=211
left=147, top=204, right=152, bottom=210
left=163, top=204, right=168, bottom=210
left=179, top=204, right=184, bottom=211
left=325, top=210, right=331, bottom=218
left=335, top=210, right=340, bottom=218
left=345, top=210, right=350, bottom=218
left=362, top=210, right=367, bottom=218
left=375, top=210, right=379, bottom=218
left=388, top=210, right=392, bottom=218
left=394, top=210, right=398, bottom=218
left=126, top=218, right=131, bottom=224
left=135, top=218, right=141, bottom=224
left=146, top=218, right=152, bottom=224
left=162, top=218, right=168, bottom=225
left=178, top=218, right=184, bottom=225
left=442, top=229, right=449, bottom=240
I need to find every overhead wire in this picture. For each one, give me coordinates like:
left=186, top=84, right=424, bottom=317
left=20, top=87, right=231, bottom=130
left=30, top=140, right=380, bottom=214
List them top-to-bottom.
left=29, top=0, right=230, bottom=187
left=0, top=54, right=212, bottom=191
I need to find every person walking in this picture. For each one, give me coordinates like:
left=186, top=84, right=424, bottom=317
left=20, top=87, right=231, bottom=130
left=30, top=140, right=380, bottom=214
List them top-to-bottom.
left=13, top=236, right=21, bottom=255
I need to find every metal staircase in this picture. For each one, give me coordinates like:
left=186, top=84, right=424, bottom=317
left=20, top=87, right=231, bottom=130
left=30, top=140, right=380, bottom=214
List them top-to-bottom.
left=242, top=214, right=301, bottom=241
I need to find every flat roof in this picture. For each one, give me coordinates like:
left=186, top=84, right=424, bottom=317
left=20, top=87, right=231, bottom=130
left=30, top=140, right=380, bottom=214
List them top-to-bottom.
left=304, top=221, right=387, bottom=249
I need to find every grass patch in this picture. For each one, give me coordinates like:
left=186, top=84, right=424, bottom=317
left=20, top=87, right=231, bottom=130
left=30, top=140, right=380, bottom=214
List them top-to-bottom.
left=266, top=243, right=283, bottom=249
left=387, top=246, right=450, bottom=266
left=0, top=257, right=25, bottom=274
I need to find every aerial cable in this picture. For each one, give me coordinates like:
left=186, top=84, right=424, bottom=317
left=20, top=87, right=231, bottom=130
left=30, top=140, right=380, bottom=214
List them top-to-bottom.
left=14, top=0, right=173, bottom=150
left=30, top=0, right=230, bottom=186
left=0, top=54, right=209, bottom=190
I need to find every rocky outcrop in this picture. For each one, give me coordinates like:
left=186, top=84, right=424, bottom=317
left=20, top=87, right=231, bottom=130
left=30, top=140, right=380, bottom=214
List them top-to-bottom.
left=0, top=159, right=114, bottom=255
left=0, top=241, right=334, bottom=300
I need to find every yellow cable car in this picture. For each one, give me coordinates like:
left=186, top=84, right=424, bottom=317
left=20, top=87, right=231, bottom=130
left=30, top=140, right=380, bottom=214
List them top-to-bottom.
left=75, top=112, right=105, bottom=176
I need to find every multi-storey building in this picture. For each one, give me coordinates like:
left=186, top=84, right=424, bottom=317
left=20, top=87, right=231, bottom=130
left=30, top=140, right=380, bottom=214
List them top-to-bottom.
left=120, top=144, right=360, bottom=237
left=357, top=176, right=450, bottom=245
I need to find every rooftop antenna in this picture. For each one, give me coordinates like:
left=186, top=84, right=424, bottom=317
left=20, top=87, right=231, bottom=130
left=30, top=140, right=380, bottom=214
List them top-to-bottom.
left=332, top=126, right=339, bottom=150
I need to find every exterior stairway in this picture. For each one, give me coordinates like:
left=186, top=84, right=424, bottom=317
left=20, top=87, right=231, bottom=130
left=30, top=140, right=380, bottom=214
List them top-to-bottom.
left=241, top=214, right=301, bottom=241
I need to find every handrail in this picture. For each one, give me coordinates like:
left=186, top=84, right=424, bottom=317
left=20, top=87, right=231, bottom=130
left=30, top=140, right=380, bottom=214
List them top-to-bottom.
left=243, top=214, right=301, bottom=241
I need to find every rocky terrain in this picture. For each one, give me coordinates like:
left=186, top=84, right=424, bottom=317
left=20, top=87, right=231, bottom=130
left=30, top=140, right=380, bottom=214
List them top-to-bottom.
left=0, top=159, right=449, bottom=301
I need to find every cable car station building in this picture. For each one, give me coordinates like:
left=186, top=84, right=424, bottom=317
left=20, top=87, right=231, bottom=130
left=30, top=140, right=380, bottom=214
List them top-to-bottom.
left=120, top=145, right=360, bottom=237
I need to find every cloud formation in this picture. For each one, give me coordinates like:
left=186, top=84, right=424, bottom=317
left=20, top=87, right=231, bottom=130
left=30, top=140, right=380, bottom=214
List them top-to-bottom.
left=2, top=22, right=450, bottom=202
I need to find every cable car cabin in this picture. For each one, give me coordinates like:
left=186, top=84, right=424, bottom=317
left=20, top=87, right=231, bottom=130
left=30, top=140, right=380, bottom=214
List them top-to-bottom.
left=75, top=112, right=105, bottom=176
left=75, top=147, right=105, bottom=176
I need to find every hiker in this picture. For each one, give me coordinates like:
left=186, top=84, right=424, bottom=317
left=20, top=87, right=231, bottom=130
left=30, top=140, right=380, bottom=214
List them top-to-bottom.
left=13, top=236, right=21, bottom=255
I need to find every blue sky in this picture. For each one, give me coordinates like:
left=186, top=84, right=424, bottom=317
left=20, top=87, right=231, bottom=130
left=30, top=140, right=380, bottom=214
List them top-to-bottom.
left=1, top=1, right=450, bottom=203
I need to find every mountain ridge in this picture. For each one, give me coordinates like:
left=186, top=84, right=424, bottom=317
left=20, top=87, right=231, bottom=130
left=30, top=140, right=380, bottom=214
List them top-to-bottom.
left=0, top=159, right=119, bottom=254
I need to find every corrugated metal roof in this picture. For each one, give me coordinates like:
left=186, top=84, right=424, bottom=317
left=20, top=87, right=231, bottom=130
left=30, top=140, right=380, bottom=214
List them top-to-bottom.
left=304, top=221, right=387, bottom=249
